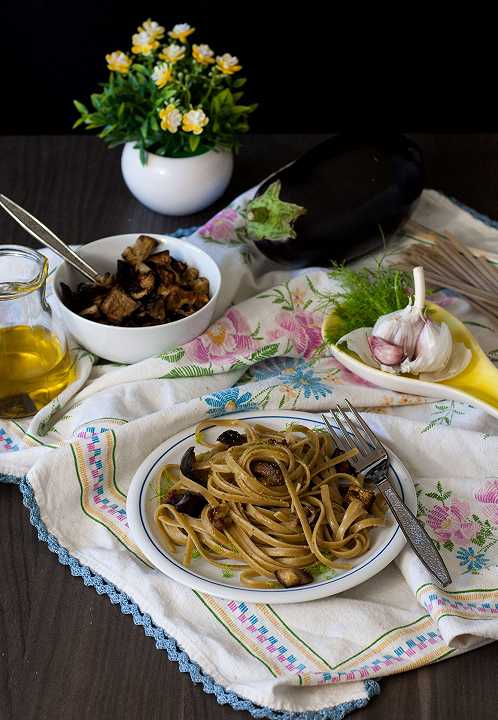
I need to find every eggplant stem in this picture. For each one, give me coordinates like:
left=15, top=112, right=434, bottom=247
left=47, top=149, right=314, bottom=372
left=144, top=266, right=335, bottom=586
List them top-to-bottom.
left=245, top=180, right=306, bottom=243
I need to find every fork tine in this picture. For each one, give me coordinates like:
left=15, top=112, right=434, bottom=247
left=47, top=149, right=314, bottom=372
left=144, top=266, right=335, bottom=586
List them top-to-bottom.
left=345, top=399, right=384, bottom=450
left=336, top=404, right=370, bottom=455
left=330, top=409, right=355, bottom=450
left=321, top=414, right=344, bottom=450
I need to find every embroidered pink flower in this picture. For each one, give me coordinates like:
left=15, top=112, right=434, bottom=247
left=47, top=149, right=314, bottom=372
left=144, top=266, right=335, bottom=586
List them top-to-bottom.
left=198, top=208, right=240, bottom=242
left=185, top=308, right=256, bottom=363
left=268, top=311, right=323, bottom=359
left=332, top=359, right=376, bottom=387
left=475, top=479, right=498, bottom=524
left=426, top=499, right=479, bottom=543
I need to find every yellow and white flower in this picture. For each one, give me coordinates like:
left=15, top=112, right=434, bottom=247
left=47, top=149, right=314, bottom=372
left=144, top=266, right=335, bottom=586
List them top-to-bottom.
left=138, top=18, right=165, bottom=41
left=168, top=23, right=195, bottom=43
left=131, top=30, right=159, bottom=55
left=159, top=43, right=186, bottom=63
left=192, top=43, right=215, bottom=65
left=105, top=50, right=132, bottom=74
left=216, top=53, right=241, bottom=74
left=151, top=62, right=172, bottom=88
left=159, top=104, right=182, bottom=133
left=182, top=108, right=209, bottom=135
left=291, top=288, right=306, bottom=308
left=279, top=384, right=298, bottom=399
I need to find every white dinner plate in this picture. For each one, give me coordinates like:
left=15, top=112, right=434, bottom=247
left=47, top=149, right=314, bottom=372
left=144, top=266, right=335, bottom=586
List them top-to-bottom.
left=126, top=410, right=416, bottom=603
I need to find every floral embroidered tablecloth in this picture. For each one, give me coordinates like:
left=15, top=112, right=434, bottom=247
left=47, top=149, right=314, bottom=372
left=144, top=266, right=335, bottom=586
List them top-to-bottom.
left=1, top=189, right=498, bottom=720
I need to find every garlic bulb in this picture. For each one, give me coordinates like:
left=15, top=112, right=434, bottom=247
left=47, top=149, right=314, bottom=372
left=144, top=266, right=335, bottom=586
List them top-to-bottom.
left=339, top=265, right=472, bottom=382
left=369, top=266, right=425, bottom=364
left=369, top=303, right=424, bottom=364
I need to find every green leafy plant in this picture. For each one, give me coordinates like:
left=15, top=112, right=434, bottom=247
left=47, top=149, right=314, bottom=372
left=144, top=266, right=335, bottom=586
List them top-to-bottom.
left=74, top=19, right=257, bottom=163
left=323, top=261, right=413, bottom=343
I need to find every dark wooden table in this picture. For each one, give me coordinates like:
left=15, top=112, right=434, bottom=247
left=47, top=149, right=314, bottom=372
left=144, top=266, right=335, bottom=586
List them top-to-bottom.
left=1, top=134, right=497, bottom=720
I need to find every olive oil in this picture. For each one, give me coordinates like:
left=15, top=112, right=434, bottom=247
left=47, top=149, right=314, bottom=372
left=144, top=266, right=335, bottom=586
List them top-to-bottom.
left=0, top=325, right=75, bottom=418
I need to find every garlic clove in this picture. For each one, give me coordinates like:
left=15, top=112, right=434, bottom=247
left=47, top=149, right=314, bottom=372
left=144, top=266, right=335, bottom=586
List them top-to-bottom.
left=400, top=320, right=452, bottom=375
left=338, top=328, right=404, bottom=373
left=339, top=328, right=378, bottom=368
left=368, top=335, right=405, bottom=366
left=420, top=341, right=472, bottom=382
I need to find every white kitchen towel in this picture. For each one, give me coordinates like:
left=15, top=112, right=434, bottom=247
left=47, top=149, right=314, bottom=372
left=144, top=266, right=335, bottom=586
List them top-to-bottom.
left=2, top=190, right=498, bottom=720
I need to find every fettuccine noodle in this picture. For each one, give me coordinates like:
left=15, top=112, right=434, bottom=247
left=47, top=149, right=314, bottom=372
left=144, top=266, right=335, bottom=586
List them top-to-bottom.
left=154, top=420, right=386, bottom=589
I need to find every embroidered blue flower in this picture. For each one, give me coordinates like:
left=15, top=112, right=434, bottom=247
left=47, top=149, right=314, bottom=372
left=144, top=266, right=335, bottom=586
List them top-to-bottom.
left=251, top=357, right=306, bottom=381
left=251, top=358, right=331, bottom=400
left=282, top=366, right=331, bottom=400
left=204, top=387, right=257, bottom=417
left=456, top=546, right=490, bottom=574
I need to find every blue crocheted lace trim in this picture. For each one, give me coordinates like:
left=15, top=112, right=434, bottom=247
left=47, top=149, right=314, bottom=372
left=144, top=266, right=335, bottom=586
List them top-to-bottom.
left=172, top=226, right=201, bottom=237
left=0, top=227, right=380, bottom=719
left=2, top=471, right=379, bottom=719
left=0, top=472, right=22, bottom=485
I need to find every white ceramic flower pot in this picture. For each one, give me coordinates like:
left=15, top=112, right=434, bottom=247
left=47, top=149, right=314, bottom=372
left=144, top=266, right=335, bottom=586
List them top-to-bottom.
left=121, top=143, right=234, bottom=216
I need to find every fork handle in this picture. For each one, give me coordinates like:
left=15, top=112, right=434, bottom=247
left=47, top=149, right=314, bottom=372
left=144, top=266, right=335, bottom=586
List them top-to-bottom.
left=377, top=477, right=452, bottom=587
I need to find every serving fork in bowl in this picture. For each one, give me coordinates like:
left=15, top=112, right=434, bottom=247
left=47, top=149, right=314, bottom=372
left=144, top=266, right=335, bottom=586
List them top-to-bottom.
left=322, top=400, right=452, bottom=587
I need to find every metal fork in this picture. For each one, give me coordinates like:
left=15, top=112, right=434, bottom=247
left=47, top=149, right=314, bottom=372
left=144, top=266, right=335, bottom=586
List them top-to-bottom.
left=322, top=400, right=452, bottom=587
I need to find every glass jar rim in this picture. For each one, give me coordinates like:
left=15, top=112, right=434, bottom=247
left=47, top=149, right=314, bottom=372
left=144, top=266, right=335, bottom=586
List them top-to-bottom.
left=0, top=245, right=48, bottom=300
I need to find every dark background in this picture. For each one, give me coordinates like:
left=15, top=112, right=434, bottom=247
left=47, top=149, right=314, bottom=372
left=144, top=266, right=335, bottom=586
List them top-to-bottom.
left=1, top=1, right=495, bottom=134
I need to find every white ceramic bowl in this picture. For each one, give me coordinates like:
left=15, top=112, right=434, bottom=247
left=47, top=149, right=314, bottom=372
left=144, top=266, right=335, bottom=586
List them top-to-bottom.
left=52, top=234, right=221, bottom=364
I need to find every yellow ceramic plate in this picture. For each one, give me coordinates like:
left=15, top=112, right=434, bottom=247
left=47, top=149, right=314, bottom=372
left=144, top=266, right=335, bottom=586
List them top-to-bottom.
left=323, top=302, right=498, bottom=419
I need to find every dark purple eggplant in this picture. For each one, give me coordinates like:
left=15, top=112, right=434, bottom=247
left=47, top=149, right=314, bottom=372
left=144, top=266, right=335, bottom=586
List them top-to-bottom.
left=245, top=134, right=424, bottom=268
left=217, top=429, right=247, bottom=446
left=179, top=446, right=209, bottom=486
left=180, top=447, right=197, bottom=480
left=164, top=489, right=206, bottom=517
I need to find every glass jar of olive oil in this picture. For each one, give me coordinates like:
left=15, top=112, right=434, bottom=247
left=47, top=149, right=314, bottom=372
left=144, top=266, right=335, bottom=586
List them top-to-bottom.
left=0, top=246, right=75, bottom=418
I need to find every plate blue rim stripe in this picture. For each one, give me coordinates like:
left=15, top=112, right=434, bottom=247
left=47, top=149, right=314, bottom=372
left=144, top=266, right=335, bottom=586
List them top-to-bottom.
left=137, top=414, right=403, bottom=593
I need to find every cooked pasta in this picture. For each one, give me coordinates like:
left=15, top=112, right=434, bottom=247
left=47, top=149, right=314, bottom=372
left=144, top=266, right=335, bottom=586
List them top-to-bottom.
left=154, top=420, right=386, bottom=589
